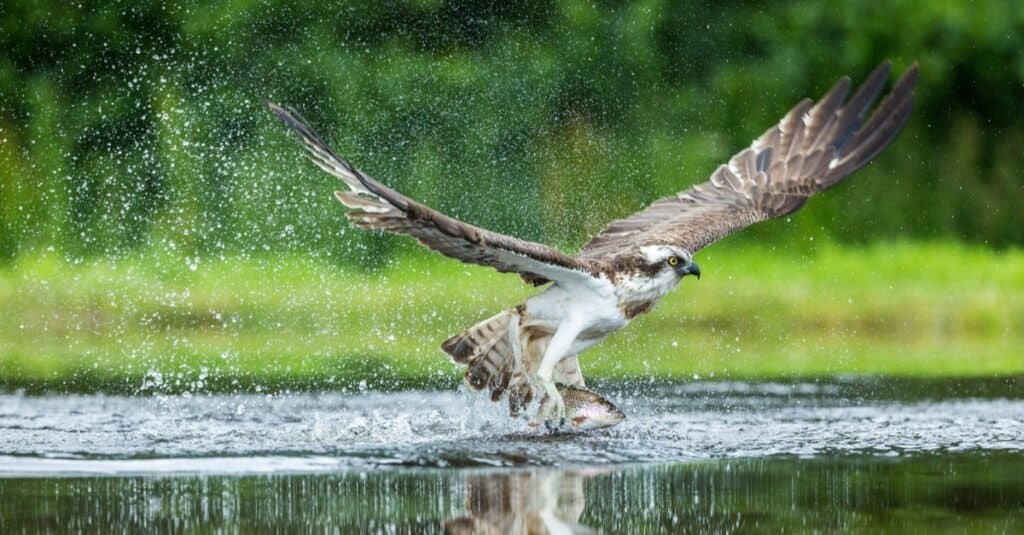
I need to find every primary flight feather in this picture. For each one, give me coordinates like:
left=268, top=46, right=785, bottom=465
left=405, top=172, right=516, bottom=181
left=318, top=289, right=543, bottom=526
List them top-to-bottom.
left=268, top=60, right=918, bottom=427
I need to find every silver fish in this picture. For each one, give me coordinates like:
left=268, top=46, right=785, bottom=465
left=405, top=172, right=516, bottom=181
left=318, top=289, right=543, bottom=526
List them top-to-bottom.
left=537, top=384, right=625, bottom=431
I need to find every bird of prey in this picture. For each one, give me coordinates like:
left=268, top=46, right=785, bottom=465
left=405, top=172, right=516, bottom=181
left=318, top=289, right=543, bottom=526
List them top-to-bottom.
left=268, top=60, right=917, bottom=428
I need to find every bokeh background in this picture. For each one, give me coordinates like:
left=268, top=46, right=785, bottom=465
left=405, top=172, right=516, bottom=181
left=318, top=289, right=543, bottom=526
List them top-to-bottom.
left=1, top=1, right=1022, bottom=392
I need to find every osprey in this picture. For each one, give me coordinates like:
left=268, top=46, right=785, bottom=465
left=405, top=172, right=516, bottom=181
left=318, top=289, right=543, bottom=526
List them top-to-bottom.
left=268, top=61, right=917, bottom=428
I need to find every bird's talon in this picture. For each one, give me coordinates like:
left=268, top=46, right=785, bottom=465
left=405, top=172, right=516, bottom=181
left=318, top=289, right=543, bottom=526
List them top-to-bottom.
left=538, top=381, right=567, bottom=431
left=543, top=416, right=567, bottom=432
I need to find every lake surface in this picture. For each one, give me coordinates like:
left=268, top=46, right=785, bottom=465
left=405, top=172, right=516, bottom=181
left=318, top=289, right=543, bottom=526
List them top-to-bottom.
left=1, top=379, right=1022, bottom=532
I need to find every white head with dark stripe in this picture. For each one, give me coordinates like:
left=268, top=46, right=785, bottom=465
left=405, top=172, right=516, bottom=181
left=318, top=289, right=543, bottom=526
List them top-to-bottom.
left=613, top=245, right=700, bottom=302
left=639, top=245, right=701, bottom=283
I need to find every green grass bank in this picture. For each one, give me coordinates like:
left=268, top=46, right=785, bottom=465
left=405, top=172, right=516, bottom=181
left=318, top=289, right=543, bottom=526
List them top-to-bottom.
left=1, top=241, right=1022, bottom=393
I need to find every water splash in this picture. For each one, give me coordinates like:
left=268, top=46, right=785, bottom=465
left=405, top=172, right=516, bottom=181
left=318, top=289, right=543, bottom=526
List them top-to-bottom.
left=1, top=380, right=1021, bottom=475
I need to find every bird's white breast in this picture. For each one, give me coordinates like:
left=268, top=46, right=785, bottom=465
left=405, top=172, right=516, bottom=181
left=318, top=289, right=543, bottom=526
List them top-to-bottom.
left=524, top=274, right=625, bottom=335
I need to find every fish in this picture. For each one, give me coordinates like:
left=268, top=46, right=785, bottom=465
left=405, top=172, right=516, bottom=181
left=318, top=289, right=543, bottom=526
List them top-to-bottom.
left=535, top=384, right=625, bottom=431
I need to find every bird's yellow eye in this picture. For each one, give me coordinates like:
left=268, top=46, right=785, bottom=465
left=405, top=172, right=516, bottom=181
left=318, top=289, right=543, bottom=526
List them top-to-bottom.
left=667, top=256, right=679, bottom=266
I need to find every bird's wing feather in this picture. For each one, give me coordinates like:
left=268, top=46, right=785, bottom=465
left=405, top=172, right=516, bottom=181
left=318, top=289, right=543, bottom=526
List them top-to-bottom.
left=577, top=61, right=917, bottom=259
left=267, top=103, right=598, bottom=286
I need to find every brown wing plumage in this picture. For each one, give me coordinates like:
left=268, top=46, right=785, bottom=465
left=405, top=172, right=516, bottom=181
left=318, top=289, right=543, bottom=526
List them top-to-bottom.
left=578, top=61, right=918, bottom=259
left=267, top=103, right=597, bottom=285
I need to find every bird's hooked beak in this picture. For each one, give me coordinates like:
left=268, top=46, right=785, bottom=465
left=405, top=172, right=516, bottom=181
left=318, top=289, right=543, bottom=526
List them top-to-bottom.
left=675, top=261, right=701, bottom=280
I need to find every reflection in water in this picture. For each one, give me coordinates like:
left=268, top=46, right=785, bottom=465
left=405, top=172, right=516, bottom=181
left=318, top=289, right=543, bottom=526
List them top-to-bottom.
left=2, top=453, right=1023, bottom=533
left=445, top=470, right=595, bottom=534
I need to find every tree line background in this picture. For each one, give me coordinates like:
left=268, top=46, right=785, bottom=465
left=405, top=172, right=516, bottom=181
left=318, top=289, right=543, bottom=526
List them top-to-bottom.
left=2, top=0, right=1022, bottom=267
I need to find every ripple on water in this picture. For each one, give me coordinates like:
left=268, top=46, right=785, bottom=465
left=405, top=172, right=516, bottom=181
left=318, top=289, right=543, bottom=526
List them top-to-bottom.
left=0, top=381, right=1022, bottom=475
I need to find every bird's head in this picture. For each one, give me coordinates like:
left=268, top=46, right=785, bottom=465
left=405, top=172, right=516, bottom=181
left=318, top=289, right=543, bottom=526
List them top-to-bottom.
left=639, top=245, right=701, bottom=281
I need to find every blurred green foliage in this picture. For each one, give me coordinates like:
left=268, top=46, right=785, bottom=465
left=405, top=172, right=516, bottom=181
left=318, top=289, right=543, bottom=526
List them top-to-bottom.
left=1, top=0, right=1022, bottom=266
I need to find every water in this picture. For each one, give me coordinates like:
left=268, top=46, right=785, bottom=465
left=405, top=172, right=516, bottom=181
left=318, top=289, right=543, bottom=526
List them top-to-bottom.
left=1, top=379, right=1022, bottom=532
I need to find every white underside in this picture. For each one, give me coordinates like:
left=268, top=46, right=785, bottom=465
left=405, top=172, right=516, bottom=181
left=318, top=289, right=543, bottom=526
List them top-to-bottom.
left=514, top=268, right=681, bottom=386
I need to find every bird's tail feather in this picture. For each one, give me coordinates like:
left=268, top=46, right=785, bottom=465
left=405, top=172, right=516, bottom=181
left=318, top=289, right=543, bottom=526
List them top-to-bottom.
left=442, top=310, right=531, bottom=411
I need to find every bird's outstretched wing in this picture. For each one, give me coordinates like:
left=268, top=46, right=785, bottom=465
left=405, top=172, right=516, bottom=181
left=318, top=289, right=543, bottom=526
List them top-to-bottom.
left=577, top=61, right=918, bottom=259
left=267, top=103, right=595, bottom=286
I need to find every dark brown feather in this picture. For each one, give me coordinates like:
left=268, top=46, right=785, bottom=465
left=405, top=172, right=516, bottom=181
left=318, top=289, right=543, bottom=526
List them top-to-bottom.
left=577, top=61, right=918, bottom=259
left=269, top=62, right=916, bottom=280
left=266, top=102, right=597, bottom=286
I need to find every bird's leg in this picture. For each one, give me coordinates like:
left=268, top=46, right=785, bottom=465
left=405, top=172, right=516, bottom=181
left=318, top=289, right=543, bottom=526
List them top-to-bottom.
left=536, top=318, right=585, bottom=429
